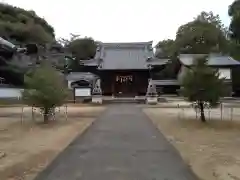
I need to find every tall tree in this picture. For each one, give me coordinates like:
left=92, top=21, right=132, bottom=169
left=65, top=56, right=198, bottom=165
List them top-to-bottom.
left=229, top=0, right=240, bottom=43
left=175, top=11, right=228, bottom=54
left=67, top=37, right=97, bottom=60
left=181, top=57, right=227, bottom=122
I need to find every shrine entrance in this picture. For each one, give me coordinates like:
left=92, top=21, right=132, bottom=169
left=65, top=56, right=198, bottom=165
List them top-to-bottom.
left=114, top=74, right=135, bottom=97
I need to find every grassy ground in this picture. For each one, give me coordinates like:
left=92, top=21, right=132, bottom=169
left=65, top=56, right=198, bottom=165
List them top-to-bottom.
left=0, top=106, right=105, bottom=180
left=144, top=108, right=240, bottom=180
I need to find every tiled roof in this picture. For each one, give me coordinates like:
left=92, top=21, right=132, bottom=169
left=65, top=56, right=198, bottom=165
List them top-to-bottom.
left=81, top=41, right=168, bottom=69
left=179, top=54, right=240, bottom=67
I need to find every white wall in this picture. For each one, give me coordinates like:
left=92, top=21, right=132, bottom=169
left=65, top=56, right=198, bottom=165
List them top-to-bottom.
left=218, top=68, right=231, bottom=79
left=0, top=88, right=23, bottom=98
left=75, top=88, right=91, bottom=97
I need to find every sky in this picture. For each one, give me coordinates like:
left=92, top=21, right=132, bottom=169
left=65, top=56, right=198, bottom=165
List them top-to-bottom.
left=2, top=0, right=235, bottom=44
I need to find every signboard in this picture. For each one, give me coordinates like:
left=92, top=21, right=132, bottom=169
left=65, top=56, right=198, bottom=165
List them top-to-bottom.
left=116, top=75, right=133, bottom=83
left=75, top=88, right=91, bottom=97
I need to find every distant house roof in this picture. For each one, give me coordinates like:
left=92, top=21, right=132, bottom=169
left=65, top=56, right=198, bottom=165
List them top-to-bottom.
left=81, top=41, right=168, bottom=70
left=179, top=54, right=240, bottom=67
left=80, top=59, right=99, bottom=66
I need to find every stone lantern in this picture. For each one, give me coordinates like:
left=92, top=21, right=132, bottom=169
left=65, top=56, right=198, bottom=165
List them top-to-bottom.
left=91, top=79, right=102, bottom=104
left=146, top=79, right=158, bottom=104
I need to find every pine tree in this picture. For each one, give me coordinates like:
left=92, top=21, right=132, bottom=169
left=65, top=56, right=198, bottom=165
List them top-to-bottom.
left=181, top=57, right=227, bottom=122
left=22, top=62, right=67, bottom=123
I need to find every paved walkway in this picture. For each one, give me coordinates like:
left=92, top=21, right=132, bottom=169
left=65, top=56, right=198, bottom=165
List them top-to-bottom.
left=35, top=104, right=198, bottom=180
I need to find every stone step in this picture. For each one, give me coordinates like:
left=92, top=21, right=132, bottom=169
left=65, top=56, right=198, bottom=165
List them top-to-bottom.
left=102, top=97, right=145, bottom=104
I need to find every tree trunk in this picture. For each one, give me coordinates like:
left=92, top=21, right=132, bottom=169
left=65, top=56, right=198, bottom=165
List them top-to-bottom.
left=199, top=101, right=206, bottom=122
left=43, top=108, right=49, bottom=123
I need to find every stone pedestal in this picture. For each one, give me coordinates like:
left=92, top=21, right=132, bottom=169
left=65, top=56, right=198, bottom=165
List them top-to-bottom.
left=92, top=95, right=102, bottom=104
left=146, top=96, right=158, bottom=105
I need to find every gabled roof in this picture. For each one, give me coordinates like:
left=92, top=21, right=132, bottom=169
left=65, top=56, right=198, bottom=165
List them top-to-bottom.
left=79, top=41, right=168, bottom=70
left=99, top=42, right=153, bottom=70
left=179, top=54, right=240, bottom=67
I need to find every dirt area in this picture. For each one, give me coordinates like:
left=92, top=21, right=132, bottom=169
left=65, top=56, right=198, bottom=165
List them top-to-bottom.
left=0, top=106, right=105, bottom=180
left=144, top=108, right=240, bottom=180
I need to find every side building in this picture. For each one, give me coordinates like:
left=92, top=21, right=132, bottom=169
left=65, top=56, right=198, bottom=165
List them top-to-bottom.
left=178, top=54, right=240, bottom=96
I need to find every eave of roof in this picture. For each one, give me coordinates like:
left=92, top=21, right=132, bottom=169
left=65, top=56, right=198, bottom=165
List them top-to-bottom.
left=152, top=79, right=179, bottom=86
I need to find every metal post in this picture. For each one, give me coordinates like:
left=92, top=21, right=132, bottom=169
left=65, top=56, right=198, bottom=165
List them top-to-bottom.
left=65, top=104, right=68, bottom=121
left=177, top=104, right=180, bottom=120
left=231, top=107, right=233, bottom=121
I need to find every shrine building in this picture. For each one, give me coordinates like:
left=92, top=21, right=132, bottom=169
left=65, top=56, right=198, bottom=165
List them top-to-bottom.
left=66, top=41, right=240, bottom=97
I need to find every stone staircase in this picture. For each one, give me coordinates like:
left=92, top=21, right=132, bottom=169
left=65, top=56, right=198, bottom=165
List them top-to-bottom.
left=102, top=96, right=146, bottom=104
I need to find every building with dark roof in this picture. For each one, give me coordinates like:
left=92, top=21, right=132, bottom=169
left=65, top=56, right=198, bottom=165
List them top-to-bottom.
left=66, top=41, right=170, bottom=96
left=66, top=43, right=240, bottom=97
left=178, top=54, right=240, bottom=96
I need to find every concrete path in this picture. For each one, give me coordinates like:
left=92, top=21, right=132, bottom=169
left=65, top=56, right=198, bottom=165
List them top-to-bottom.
left=35, top=104, right=198, bottom=180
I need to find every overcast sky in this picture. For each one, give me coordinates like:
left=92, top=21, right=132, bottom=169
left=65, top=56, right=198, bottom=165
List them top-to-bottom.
left=3, top=0, right=235, bottom=44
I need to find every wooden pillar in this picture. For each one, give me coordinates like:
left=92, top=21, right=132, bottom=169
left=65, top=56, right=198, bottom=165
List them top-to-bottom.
left=111, top=76, right=115, bottom=96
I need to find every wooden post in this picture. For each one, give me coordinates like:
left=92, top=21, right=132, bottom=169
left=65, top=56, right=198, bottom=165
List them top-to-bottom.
left=73, top=88, right=76, bottom=104
left=220, top=103, right=223, bottom=121
left=177, top=104, right=180, bottom=120
left=21, top=106, right=24, bottom=124
left=32, top=106, right=35, bottom=122
left=231, top=107, right=233, bottom=121
left=208, top=108, right=210, bottom=121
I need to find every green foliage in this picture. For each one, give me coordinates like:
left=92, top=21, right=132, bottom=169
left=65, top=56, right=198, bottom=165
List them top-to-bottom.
left=229, top=0, right=240, bottom=43
left=0, top=3, right=55, bottom=44
left=174, top=11, right=228, bottom=54
left=176, top=20, right=227, bottom=54
left=67, top=37, right=97, bottom=60
left=155, top=39, right=176, bottom=58
left=181, top=57, right=227, bottom=121
left=22, top=63, right=67, bottom=122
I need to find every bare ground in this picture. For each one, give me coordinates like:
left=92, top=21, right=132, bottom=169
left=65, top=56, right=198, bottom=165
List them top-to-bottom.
left=0, top=106, right=105, bottom=180
left=144, top=108, right=240, bottom=180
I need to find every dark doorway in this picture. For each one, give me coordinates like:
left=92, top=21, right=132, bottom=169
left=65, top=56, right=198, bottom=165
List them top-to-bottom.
left=114, top=74, right=135, bottom=97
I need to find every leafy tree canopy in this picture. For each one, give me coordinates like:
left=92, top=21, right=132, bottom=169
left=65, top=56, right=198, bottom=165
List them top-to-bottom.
left=229, top=0, right=240, bottom=43
left=0, top=3, right=55, bottom=44
left=175, top=14, right=228, bottom=54
left=67, top=37, right=97, bottom=60
left=155, top=39, right=176, bottom=58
